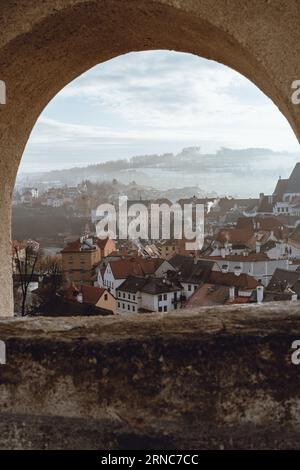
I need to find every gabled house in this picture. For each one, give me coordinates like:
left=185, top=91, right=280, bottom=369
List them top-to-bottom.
left=168, top=254, right=215, bottom=299
left=98, top=257, right=175, bottom=296
left=265, top=268, right=300, bottom=301
left=185, top=270, right=260, bottom=308
left=116, top=276, right=183, bottom=314
left=65, top=283, right=116, bottom=314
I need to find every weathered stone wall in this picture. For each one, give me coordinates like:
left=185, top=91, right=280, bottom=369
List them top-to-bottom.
left=0, top=0, right=300, bottom=316
left=1, top=303, right=300, bottom=449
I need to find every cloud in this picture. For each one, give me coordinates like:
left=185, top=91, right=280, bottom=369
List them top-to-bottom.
left=20, top=50, right=299, bottom=173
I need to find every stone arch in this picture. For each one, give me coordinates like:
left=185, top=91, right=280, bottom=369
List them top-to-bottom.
left=1, top=0, right=300, bottom=316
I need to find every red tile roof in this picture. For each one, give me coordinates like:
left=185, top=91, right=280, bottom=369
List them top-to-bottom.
left=216, top=228, right=253, bottom=245
left=108, top=258, right=164, bottom=279
left=209, top=271, right=258, bottom=289
left=186, top=283, right=229, bottom=307
left=81, top=285, right=106, bottom=305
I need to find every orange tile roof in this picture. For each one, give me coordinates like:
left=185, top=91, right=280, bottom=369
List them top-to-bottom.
left=216, top=228, right=254, bottom=244
left=108, top=258, right=164, bottom=279
left=209, top=271, right=258, bottom=289
left=186, top=283, right=229, bottom=307
left=81, top=285, right=106, bottom=305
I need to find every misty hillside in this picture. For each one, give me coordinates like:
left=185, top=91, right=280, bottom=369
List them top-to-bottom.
left=18, top=147, right=300, bottom=197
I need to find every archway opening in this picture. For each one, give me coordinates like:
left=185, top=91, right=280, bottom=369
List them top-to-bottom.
left=2, top=0, right=300, bottom=317
left=12, top=50, right=300, bottom=316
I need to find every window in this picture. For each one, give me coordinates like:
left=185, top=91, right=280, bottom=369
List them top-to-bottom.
left=188, top=285, right=191, bottom=291
left=194, top=285, right=197, bottom=291
left=118, top=291, right=121, bottom=297
left=123, top=293, right=125, bottom=298
left=104, top=294, right=108, bottom=301
left=128, top=294, right=131, bottom=300
left=158, top=294, right=162, bottom=301
left=163, top=294, right=167, bottom=300
left=133, top=295, right=135, bottom=301
left=118, top=302, right=120, bottom=308
left=122, top=303, right=125, bottom=309
left=128, top=304, right=130, bottom=310
left=132, top=306, right=135, bottom=312
left=164, top=306, right=167, bottom=312
left=158, top=307, right=163, bottom=312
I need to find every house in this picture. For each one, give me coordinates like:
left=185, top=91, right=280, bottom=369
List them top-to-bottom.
left=256, top=163, right=300, bottom=217
left=21, top=187, right=39, bottom=204
left=287, top=225, right=300, bottom=258
left=61, top=235, right=116, bottom=285
left=12, top=239, right=40, bottom=274
left=159, top=239, right=186, bottom=259
left=12, top=240, right=26, bottom=273
left=201, top=252, right=292, bottom=286
left=168, top=254, right=215, bottom=300
left=98, top=257, right=175, bottom=296
left=265, top=268, right=300, bottom=301
left=185, top=270, right=259, bottom=308
left=116, top=276, right=183, bottom=314
left=116, top=276, right=147, bottom=314
left=65, top=283, right=116, bottom=314
left=79, top=285, right=116, bottom=314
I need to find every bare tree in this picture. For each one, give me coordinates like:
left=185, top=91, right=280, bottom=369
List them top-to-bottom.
left=14, top=243, right=39, bottom=316
left=29, top=255, right=63, bottom=314
left=37, top=255, right=62, bottom=296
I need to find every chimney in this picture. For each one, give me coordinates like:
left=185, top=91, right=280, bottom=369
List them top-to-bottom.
left=256, top=241, right=261, bottom=253
left=221, top=247, right=226, bottom=259
left=221, top=264, right=229, bottom=274
left=234, top=266, right=241, bottom=277
left=256, top=285, right=264, bottom=303
left=229, top=286, right=235, bottom=300
left=77, top=293, right=83, bottom=304
left=291, top=293, right=298, bottom=302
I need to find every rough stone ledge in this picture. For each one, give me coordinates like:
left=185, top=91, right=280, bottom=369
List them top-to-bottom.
left=1, top=301, right=300, bottom=341
left=0, top=302, right=300, bottom=449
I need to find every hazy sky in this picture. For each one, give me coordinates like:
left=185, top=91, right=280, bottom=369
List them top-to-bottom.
left=19, top=50, right=299, bottom=173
